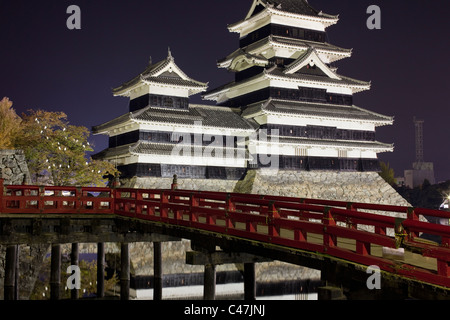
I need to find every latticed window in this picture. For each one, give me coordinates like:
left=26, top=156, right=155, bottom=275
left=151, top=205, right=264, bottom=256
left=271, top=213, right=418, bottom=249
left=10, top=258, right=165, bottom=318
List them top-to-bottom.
left=295, top=148, right=307, bottom=157
left=338, top=150, right=348, bottom=158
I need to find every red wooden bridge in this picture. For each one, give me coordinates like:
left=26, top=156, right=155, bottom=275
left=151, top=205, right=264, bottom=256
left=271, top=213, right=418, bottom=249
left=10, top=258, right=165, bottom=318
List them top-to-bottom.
left=1, top=178, right=450, bottom=299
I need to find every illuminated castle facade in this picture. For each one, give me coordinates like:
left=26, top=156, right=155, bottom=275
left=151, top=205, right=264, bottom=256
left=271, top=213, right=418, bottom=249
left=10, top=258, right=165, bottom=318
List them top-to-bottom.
left=93, top=0, right=394, bottom=183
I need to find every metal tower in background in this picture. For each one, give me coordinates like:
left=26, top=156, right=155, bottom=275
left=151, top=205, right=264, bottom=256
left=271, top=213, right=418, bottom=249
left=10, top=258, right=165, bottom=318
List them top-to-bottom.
left=403, top=117, right=435, bottom=188
left=414, top=117, right=424, bottom=163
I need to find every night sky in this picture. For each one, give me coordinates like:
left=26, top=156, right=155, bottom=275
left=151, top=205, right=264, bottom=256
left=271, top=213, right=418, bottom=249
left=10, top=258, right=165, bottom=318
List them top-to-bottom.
left=1, top=1, right=449, bottom=182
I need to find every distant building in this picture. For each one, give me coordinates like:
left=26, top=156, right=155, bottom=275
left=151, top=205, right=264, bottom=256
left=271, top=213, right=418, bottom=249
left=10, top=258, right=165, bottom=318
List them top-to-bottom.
left=395, top=176, right=405, bottom=187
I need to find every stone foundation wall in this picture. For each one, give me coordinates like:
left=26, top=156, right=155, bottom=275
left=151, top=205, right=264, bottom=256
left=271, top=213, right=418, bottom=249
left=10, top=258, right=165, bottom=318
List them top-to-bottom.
left=0, top=149, right=31, bottom=185
left=0, top=150, right=37, bottom=300
left=235, top=170, right=410, bottom=285
left=240, top=170, right=409, bottom=207
left=122, top=176, right=239, bottom=192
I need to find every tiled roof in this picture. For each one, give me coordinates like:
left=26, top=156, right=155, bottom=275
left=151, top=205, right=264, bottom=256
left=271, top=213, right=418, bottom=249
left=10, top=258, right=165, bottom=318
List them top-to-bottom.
left=260, top=0, right=337, bottom=19
left=218, top=36, right=351, bottom=68
left=271, top=36, right=351, bottom=54
left=204, top=65, right=370, bottom=99
left=266, top=67, right=370, bottom=88
left=142, top=76, right=208, bottom=88
left=242, top=99, right=393, bottom=123
left=92, top=104, right=257, bottom=135
left=132, top=105, right=256, bottom=130
left=92, top=112, right=133, bottom=135
left=268, top=135, right=394, bottom=151
left=93, top=141, right=250, bottom=160
left=131, top=141, right=249, bottom=158
left=91, top=144, right=132, bottom=160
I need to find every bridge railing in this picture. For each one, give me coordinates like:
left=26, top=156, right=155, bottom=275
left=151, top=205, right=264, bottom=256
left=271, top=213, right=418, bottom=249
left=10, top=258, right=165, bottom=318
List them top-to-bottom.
left=0, top=179, right=113, bottom=214
left=1, top=179, right=450, bottom=287
left=110, top=188, right=450, bottom=288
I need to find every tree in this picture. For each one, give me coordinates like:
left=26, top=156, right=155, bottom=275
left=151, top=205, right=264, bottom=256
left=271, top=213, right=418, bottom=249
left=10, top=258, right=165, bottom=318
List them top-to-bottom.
left=0, top=97, right=22, bottom=149
left=14, top=109, right=118, bottom=186
left=379, top=161, right=396, bottom=186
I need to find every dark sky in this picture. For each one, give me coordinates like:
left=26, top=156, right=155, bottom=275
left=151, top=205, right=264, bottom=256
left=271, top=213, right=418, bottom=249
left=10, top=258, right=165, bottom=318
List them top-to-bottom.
left=1, top=1, right=449, bottom=181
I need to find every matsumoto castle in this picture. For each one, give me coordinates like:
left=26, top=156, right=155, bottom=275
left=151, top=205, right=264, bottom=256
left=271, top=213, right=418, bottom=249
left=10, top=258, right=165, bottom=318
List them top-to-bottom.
left=93, top=0, right=395, bottom=190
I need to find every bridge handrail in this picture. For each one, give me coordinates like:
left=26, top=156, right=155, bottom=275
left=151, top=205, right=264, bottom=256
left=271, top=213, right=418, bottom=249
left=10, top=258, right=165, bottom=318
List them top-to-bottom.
left=0, top=180, right=114, bottom=214
left=1, top=180, right=450, bottom=287
left=108, top=188, right=450, bottom=285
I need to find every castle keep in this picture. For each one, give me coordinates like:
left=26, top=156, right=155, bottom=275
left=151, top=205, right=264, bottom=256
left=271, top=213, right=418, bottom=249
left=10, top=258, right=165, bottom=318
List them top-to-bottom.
left=92, top=0, right=406, bottom=207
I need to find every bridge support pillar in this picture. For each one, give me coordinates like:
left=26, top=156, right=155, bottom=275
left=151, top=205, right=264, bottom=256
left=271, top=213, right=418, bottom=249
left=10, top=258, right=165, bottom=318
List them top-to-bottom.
left=97, top=242, right=105, bottom=299
left=153, top=242, right=163, bottom=300
left=70, top=243, right=79, bottom=300
left=120, top=243, right=130, bottom=300
left=50, top=244, right=61, bottom=300
left=4, top=245, right=18, bottom=300
left=186, top=249, right=271, bottom=300
left=204, top=263, right=216, bottom=300
left=318, top=286, right=346, bottom=300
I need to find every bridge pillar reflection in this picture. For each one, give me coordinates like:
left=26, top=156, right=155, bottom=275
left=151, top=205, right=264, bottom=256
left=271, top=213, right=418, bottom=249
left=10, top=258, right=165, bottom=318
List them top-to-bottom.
left=97, top=242, right=105, bottom=299
left=120, top=242, right=130, bottom=300
left=153, top=242, right=162, bottom=300
left=70, top=243, right=79, bottom=300
left=50, top=244, right=61, bottom=300
left=187, top=244, right=271, bottom=300
left=4, top=245, right=18, bottom=300
left=244, top=263, right=256, bottom=300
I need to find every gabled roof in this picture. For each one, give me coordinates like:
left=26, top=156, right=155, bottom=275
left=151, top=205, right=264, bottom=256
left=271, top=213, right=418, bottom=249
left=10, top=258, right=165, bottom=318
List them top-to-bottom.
left=284, top=47, right=340, bottom=79
left=112, top=49, right=208, bottom=97
left=227, top=49, right=269, bottom=72
left=265, top=66, right=371, bottom=93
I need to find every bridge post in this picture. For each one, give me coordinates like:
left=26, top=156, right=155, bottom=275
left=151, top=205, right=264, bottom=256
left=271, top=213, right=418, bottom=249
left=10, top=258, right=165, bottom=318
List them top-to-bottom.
left=171, top=174, right=178, bottom=190
left=97, top=242, right=105, bottom=299
left=153, top=242, right=163, bottom=300
left=190, top=242, right=217, bottom=300
left=70, top=243, right=79, bottom=300
left=120, top=243, right=130, bottom=300
left=50, top=244, right=61, bottom=300
left=4, top=245, right=18, bottom=300
left=187, top=249, right=271, bottom=300
left=204, top=263, right=216, bottom=300
left=319, top=263, right=347, bottom=300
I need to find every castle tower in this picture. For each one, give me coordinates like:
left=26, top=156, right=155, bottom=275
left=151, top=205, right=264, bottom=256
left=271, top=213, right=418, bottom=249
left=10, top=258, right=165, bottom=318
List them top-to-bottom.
left=204, top=0, right=394, bottom=173
left=90, top=1, right=410, bottom=295
left=92, top=50, right=254, bottom=185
